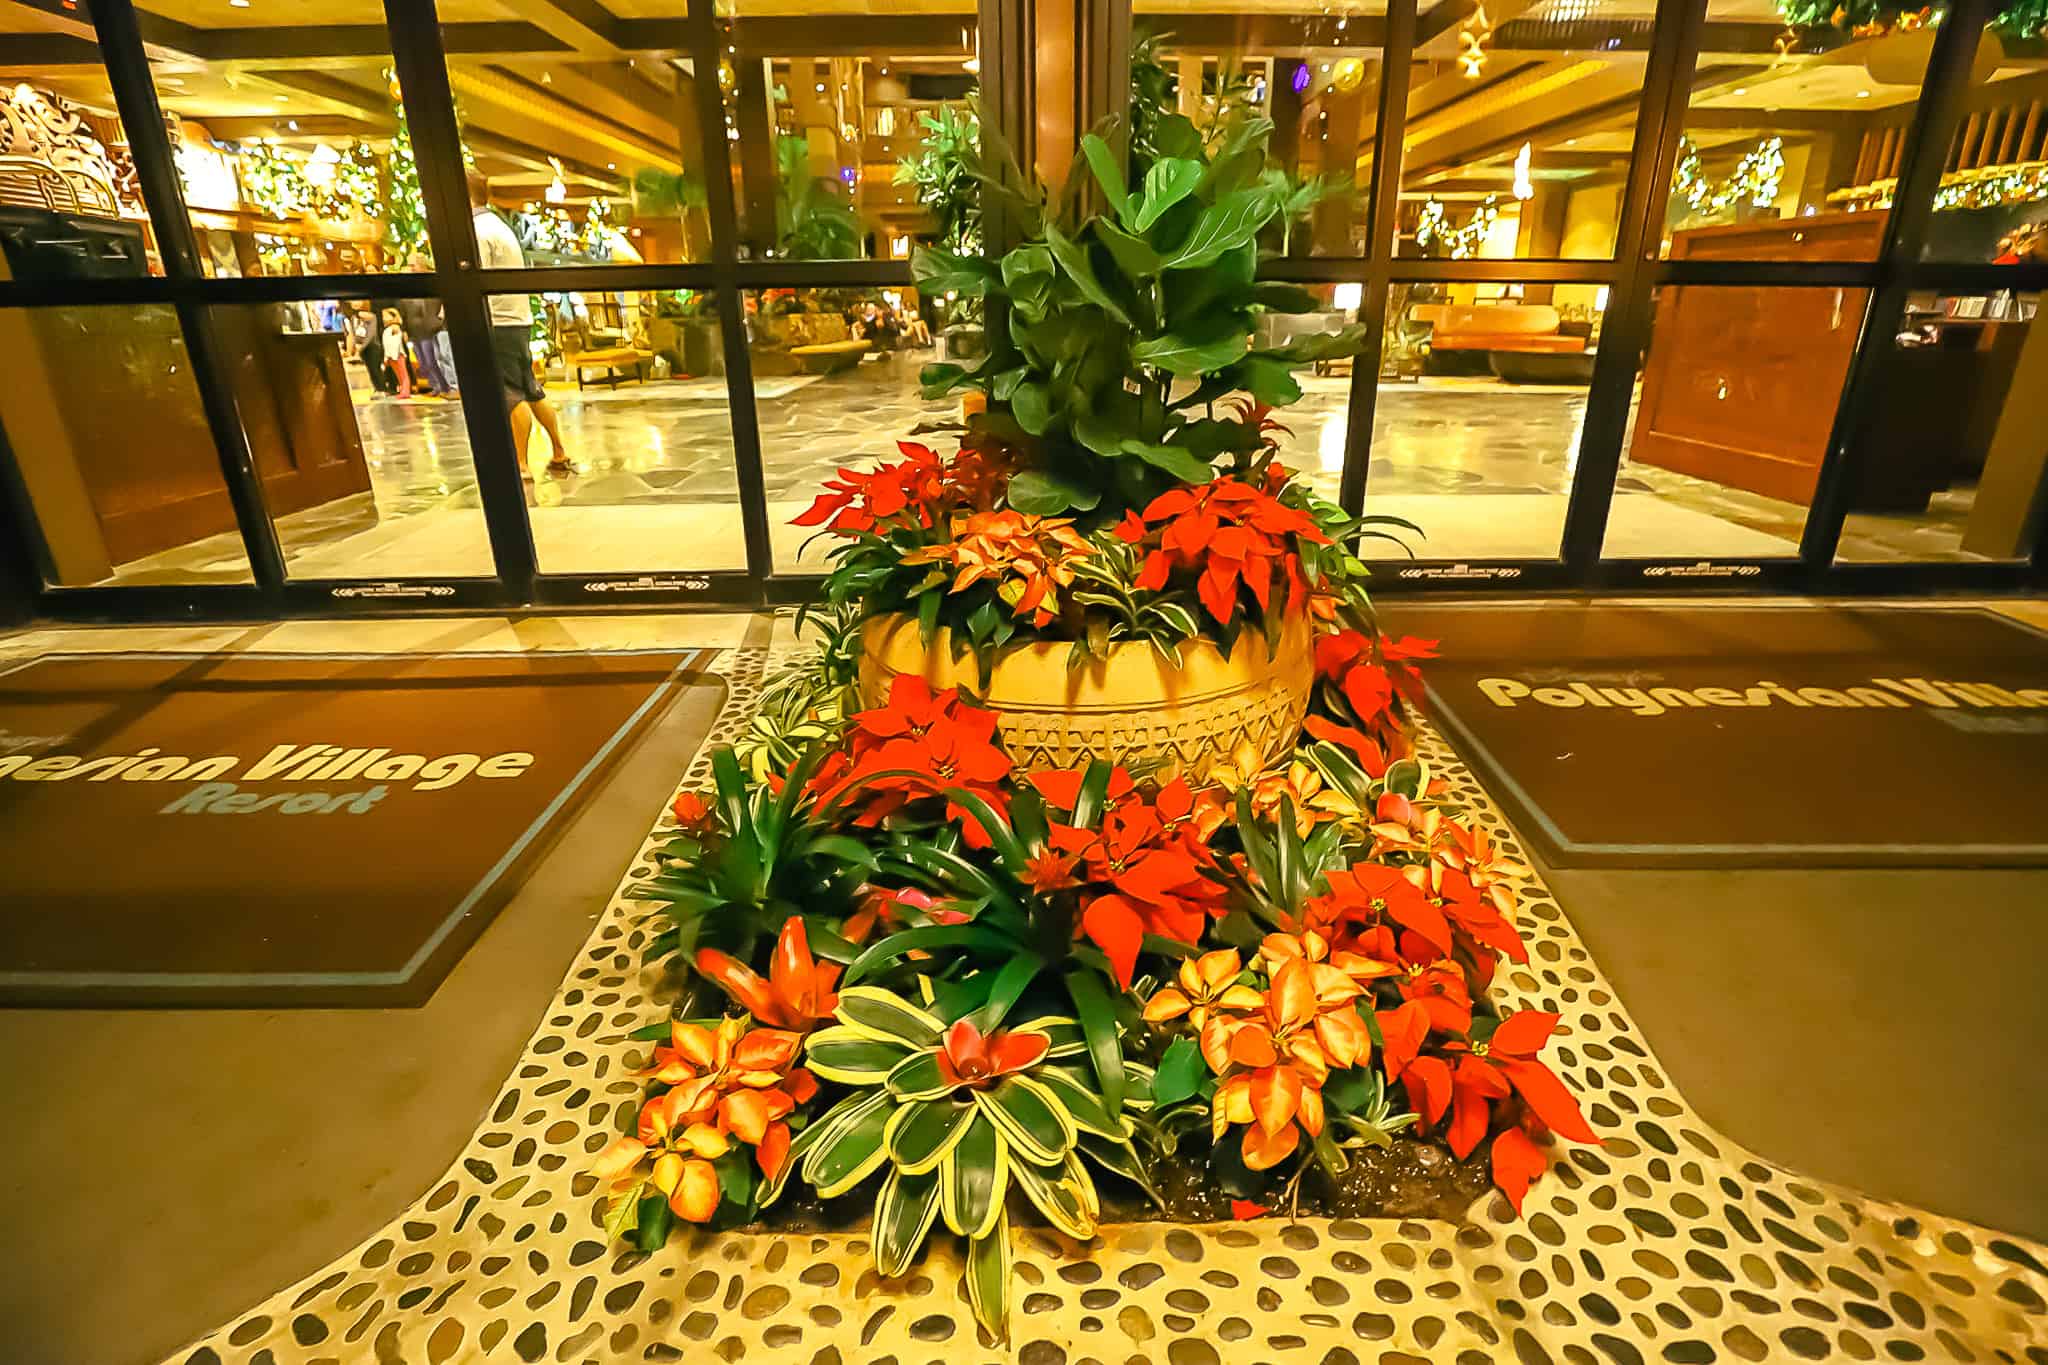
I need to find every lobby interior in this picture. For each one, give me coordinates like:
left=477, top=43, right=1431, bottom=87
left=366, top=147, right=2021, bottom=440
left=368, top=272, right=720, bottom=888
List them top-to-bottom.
left=2, top=0, right=2044, bottom=597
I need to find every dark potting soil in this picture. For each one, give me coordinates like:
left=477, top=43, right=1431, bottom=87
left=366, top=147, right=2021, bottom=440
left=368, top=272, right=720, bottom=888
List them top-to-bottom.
left=755, top=1134, right=1490, bottom=1236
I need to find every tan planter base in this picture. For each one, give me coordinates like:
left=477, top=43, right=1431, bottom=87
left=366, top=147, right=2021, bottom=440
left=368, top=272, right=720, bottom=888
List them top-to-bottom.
left=857, top=612, right=1316, bottom=776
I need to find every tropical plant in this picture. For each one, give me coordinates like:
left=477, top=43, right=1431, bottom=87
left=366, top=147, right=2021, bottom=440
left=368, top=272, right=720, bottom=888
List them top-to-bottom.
left=894, top=102, right=982, bottom=252
left=913, top=113, right=1372, bottom=520
left=776, top=135, right=863, bottom=260
left=733, top=604, right=862, bottom=782
left=630, top=746, right=873, bottom=971
left=764, top=984, right=1153, bottom=1337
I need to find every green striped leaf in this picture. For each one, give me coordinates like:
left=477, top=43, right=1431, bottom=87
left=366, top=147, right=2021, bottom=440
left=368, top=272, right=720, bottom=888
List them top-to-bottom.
left=835, top=985, right=944, bottom=1047
left=805, top=1027, right=914, bottom=1084
left=885, top=1048, right=958, bottom=1101
left=1034, top=1065, right=1129, bottom=1140
left=975, top=1074, right=1075, bottom=1166
left=803, top=1090, right=893, bottom=1197
left=886, top=1096, right=978, bottom=1176
left=940, top=1111, right=1007, bottom=1239
left=1012, top=1150, right=1099, bottom=1240
left=872, top=1164, right=944, bottom=1278
left=964, top=1209, right=1012, bottom=1341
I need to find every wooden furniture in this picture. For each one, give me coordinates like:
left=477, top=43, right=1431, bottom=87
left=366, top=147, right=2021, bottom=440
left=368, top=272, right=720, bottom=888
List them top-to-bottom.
left=1628, top=212, right=1884, bottom=506
left=1416, top=303, right=1586, bottom=355
left=216, top=310, right=375, bottom=521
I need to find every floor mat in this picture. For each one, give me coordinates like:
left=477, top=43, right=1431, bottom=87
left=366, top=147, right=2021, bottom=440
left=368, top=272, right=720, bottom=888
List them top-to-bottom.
left=1406, top=604, right=2048, bottom=867
left=0, top=649, right=704, bottom=1006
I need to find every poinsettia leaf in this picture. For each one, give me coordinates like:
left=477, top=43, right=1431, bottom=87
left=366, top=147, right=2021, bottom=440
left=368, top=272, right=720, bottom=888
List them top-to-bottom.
left=941, top=1110, right=1008, bottom=1238
left=873, top=1164, right=945, bottom=1278
left=603, top=1182, right=644, bottom=1242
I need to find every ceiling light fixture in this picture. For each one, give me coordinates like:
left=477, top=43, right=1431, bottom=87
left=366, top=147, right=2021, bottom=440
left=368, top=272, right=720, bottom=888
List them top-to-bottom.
left=1856, top=88, right=1871, bottom=97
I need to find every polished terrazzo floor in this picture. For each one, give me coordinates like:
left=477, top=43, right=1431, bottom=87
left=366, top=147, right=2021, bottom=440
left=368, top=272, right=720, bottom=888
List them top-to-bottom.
left=89, top=352, right=1997, bottom=587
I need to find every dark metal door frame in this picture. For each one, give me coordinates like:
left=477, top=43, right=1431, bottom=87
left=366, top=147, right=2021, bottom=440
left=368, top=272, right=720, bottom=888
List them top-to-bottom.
left=0, top=0, right=2040, bottom=627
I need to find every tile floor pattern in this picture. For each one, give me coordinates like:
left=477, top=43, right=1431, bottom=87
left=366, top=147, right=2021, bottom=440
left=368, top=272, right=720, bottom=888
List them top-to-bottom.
left=87, top=355, right=1996, bottom=587
left=164, top=646, right=2048, bottom=1365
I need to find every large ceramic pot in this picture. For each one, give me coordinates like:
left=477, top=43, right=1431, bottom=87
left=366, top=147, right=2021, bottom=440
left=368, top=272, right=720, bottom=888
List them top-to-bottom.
left=857, top=611, right=1316, bottom=775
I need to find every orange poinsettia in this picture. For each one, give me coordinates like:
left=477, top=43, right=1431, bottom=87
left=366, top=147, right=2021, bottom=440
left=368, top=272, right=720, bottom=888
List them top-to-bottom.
left=792, top=440, right=947, bottom=535
left=901, top=509, right=1093, bottom=628
left=814, top=673, right=1013, bottom=844
left=694, top=916, right=840, bottom=1033
left=1196, top=933, right=1382, bottom=1171
left=1141, top=948, right=1264, bottom=1031
left=641, top=1015, right=818, bottom=1179
left=592, top=1088, right=732, bottom=1223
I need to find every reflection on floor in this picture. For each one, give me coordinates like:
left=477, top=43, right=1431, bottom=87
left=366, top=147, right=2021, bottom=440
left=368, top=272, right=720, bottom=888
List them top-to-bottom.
left=93, top=355, right=1993, bottom=586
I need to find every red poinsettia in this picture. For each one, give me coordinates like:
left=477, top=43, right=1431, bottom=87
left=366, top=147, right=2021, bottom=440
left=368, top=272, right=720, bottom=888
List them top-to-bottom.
left=793, top=440, right=948, bottom=535
left=1116, top=476, right=1327, bottom=625
left=819, top=674, right=1012, bottom=842
left=1033, top=768, right=1225, bottom=987
left=1304, top=863, right=1455, bottom=962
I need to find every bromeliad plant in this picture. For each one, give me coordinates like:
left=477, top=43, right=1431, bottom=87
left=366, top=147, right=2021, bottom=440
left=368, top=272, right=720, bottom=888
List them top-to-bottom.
left=763, top=986, right=1153, bottom=1331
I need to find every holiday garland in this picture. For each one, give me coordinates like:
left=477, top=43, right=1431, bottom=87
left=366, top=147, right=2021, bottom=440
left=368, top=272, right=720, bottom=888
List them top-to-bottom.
left=1774, top=0, right=2045, bottom=39
left=1670, top=135, right=1785, bottom=220
left=1413, top=195, right=1498, bottom=258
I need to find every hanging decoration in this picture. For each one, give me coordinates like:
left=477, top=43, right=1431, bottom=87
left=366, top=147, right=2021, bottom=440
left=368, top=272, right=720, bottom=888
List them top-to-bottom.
left=1458, top=3, right=1494, bottom=77
left=386, top=77, right=429, bottom=260
left=1670, top=135, right=1785, bottom=220
left=236, top=139, right=383, bottom=224
left=1838, top=161, right=2048, bottom=213
left=1414, top=194, right=1498, bottom=258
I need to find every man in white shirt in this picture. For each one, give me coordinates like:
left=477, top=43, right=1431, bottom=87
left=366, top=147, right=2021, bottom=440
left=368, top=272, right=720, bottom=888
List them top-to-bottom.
left=468, top=167, right=575, bottom=479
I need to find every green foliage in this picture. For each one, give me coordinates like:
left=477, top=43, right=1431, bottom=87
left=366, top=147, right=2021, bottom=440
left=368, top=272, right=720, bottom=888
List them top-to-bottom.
left=894, top=102, right=982, bottom=253
left=913, top=114, right=1369, bottom=518
left=776, top=136, right=863, bottom=260
left=1063, top=532, right=1203, bottom=669
left=733, top=605, right=862, bottom=781
left=628, top=746, right=872, bottom=970
left=771, top=983, right=1153, bottom=1339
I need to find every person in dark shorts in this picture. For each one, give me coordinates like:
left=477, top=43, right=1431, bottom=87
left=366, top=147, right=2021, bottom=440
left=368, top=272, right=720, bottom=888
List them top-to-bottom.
left=467, top=167, right=575, bottom=478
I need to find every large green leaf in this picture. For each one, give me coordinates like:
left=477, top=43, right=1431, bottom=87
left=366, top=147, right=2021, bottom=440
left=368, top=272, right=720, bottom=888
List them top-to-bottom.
left=1078, top=132, right=1129, bottom=216
left=1128, top=156, right=1202, bottom=233
left=1159, top=186, right=1281, bottom=271
left=1094, top=218, right=1162, bottom=281
left=1043, top=220, right=1132, bottom=326
left=912, top=246, right=995, bottom=297
left=1251, top=282, right=1322, bottom=314
left=1131, top=327, right=1250, bottom=378
left=1231, top=353, right=1305, bottom=407
left=1010, top=380, right=1055, bottom=435
left=1073, top=410, right=1133, bottom=457
left=1120, top=439, right=1216, bottom=485
left=1008, top=467, right=1101, bottom=515
left=841, top=923, right=1020, bottom=986
left=836, top=985, right=944, bottom=1047
left=806, top=1026, right=916, bottom=1084
left=975, top=1074, right=1076, bottom=1165
left=803, top=1089, right=893, bottom=1197
left=887, top=1095, right=979, bottom=1174
left=940, top=1110, right=1007, bottom=1238
left=872, top=1164, right=944, bottom=1278
left=963, top=1209, right=1012, bottom=1339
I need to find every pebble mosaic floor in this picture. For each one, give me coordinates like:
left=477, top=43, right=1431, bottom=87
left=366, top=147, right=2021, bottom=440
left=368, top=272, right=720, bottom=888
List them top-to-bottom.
left=167, top=647, right=2048, bottom=1365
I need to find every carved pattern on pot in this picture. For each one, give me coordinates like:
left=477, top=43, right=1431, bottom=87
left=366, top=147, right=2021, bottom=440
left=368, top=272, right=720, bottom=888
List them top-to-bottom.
left=857, top=613, right=1317, bottom=776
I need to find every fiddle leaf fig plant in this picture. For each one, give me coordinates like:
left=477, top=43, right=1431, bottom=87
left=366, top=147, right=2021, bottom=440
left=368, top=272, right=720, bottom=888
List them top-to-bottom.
left=916, top=112, right=1370, bottom=519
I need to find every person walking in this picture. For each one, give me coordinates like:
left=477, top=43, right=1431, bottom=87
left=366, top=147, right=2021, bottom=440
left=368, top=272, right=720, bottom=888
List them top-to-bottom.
left=467, top=167, right=575, bottom=478
left=400, top=260, right=456, bottom=397
left=380, top=306, right=413, bottom=398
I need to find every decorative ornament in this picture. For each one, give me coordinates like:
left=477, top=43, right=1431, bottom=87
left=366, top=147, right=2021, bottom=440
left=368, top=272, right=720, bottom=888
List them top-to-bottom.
left=1458, top=4, right=1493, bottom=78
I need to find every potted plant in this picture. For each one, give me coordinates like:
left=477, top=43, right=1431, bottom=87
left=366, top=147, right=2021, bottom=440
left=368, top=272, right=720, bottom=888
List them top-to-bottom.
left=802, top=109, right=1407, bottom=775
